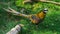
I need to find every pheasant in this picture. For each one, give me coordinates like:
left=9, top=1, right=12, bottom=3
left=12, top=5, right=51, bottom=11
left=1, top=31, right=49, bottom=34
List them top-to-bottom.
left=3, top=7, right=48, bottom=25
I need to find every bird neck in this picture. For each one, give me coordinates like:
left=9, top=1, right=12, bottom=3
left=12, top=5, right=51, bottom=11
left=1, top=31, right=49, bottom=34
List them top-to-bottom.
left=37, top=11, right=46, bottom=19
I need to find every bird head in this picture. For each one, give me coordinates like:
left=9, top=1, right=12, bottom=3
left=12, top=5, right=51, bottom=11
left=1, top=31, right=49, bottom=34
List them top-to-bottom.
left=43, top=8, right=48, bottom=14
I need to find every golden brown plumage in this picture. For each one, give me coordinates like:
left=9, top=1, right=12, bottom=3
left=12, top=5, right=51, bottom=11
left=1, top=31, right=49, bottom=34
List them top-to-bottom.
left=3, top=7, right=48, bottom=25
left=18, top=8, right=48, bottom=25
left=28, top=9, right=48, bottom=25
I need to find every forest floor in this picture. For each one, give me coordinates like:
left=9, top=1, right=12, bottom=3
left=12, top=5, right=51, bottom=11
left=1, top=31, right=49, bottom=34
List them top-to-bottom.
left=0, top=0, right=60, bottom=34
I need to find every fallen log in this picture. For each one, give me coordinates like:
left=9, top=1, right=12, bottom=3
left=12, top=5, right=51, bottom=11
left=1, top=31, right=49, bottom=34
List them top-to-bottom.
left=6, top=24, right=24, bottom=34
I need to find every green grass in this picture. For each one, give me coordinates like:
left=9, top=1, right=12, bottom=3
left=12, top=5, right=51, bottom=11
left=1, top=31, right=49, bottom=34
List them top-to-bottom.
left=0, top=0, right=60, bottom=34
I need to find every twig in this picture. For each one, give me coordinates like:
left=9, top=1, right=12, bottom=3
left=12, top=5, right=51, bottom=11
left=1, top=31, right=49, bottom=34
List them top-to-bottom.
left=23, top=0, right=60, bottom=5
left=40, top=0, right=60, bottom=5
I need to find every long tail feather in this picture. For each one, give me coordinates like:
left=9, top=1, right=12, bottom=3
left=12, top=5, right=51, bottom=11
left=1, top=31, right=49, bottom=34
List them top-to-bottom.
left=3, top=7, right=30, bottom=18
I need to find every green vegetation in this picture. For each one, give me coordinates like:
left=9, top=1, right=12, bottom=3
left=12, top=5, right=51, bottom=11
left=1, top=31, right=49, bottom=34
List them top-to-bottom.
left=0, top=0, right=60, bottom=34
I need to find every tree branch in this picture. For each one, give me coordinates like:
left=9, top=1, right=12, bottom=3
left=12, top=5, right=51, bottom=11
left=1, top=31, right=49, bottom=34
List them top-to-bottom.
left=23, top=0, right=60, bottom=5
